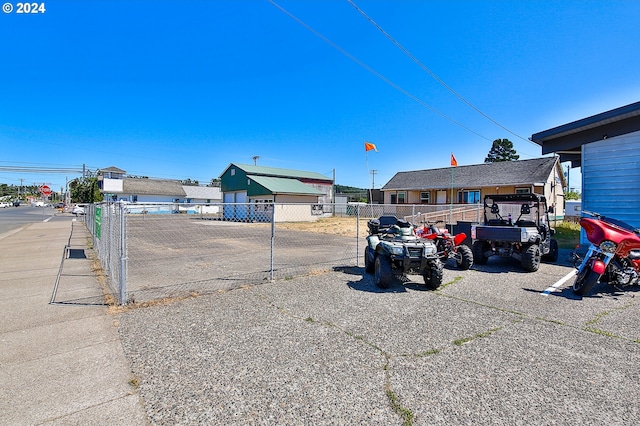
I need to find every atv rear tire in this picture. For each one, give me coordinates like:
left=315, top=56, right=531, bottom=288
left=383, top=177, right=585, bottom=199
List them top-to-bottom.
left=472, top=241, right=490, bottom=265
left=522, top=244, right=541, bottom=272
left=455, top=245, right=474, bottom=270
left=374, top=255, right=392, bottom=289
left=423, top=259, right=443, bottom=290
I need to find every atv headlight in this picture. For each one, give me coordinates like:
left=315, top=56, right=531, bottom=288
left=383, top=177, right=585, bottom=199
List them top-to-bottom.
left=600, top=240, right=617, bottom=253
left=423, top=245, right=437, bottom=256
left=391, top=246, right=404, bottom=255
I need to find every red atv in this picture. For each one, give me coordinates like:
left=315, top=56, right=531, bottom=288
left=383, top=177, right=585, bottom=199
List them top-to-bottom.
left=417, top=220, right=474, bottom=270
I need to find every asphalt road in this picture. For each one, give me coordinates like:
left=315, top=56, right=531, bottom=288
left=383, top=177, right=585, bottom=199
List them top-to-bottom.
left=0, top=204, right=61, bottom=235
left=116, top=251, right=640, bottom=425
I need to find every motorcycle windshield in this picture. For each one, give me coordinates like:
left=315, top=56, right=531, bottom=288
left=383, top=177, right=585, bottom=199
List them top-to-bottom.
left=600, top=216, right=640, bottom=234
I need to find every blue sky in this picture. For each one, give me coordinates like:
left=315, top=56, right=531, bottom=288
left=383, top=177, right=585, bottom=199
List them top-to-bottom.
left=2, top=0, right=639, bottom=194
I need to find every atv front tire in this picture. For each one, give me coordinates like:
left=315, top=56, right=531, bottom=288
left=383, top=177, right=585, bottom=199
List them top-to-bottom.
left=364, top=248, right=374, bottom=274
left=374, top=255, right=392, bottom=289
left=423, top=259, right=443, bottom=290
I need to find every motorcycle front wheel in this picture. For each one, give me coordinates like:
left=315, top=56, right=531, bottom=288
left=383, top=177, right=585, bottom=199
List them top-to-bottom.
left=573, top=263, right=600, bottom=296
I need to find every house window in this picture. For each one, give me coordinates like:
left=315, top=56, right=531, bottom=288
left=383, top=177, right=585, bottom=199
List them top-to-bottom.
left=231, top=169, right=235, bottom=176
left=515, top=188, right=530, bottom=194
left=458, top=190, right=481, bottom=204
left=397, top=192, right=406, bottom=204
left=420, top=192, right=430, bottom=204
left=390, top=194, right=396, bottom=204
left=132, top=195, right=138, bottom=203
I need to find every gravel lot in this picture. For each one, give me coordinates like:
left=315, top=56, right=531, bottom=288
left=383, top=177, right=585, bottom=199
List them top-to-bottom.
left=116, top=252, right=640, bottom=425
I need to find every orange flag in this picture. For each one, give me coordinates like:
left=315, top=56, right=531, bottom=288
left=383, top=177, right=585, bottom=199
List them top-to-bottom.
left=365, top=141, right=378, bottom=152
left=450, top=153, right=458, bottom=167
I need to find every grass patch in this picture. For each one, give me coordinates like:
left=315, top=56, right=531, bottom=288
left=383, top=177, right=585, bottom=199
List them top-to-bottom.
left=553, top=221, right=581, bottom=249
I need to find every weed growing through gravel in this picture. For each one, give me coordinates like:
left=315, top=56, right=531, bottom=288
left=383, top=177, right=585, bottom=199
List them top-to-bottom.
left=437, top=276, right=463, bottom=291
left=453, top=327, right=502, bottom=346
left=128, top=377, right=139, bottom=389
left=386, top=387, right=414, bottom=426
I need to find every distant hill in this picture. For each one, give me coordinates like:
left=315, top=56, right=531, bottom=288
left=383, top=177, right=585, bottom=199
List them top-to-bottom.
left=335, top=184, right=368, bottom=202
left=335, top=184, right=366, bottom=194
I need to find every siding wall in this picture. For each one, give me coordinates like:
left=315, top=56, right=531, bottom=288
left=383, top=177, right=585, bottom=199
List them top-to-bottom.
left=582, top=130, right=640, bottom=232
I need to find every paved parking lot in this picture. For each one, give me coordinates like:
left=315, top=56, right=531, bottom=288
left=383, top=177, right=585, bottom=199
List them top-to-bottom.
left=116, top=252, right=640, bottom=425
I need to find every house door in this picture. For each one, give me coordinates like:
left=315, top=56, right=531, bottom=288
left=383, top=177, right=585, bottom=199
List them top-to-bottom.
left=437, top=190, right=447, bottom=204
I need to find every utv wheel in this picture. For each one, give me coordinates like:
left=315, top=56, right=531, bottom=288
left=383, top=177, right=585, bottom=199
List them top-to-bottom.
left=542, top=239, right=559, bottom=263
left=472, top=241, right=489, bottom=265
left=522, top=244, right=541, bottom=272
left=455, top=245, right=474, bottom=270
left=364, top=248, right=374, bottom=274
left=374, top=255, right=392, bottom=289
left=423, top=259, right=443, bottom=290
left=573, top=263, right=600, bottom=296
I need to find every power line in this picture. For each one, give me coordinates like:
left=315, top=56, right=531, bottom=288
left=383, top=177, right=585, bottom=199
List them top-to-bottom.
left=268, top=0, right=493, bottom=142
left=346, top=0, right=535, bottom=145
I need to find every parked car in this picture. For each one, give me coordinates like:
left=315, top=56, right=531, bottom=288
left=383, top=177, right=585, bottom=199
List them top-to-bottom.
left=12, top=200, right=20, bottom=207
left=0, top=201, right=10, bottom=208
left=33, top=201, right=47, bottom=207
left=72, top=205, right=86, bottom=216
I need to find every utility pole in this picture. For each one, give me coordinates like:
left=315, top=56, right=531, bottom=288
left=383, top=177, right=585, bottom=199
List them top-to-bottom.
left=252, top=156, right=260, bottom=166
left=370, top=169, right=377, bottom=189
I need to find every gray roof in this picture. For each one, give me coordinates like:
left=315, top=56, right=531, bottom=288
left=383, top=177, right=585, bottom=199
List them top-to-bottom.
left=530, top=101, right=640, bottom=167
left=382, top=157, right=558, bottom=191
left=222, top=163, right=332, bottom=182
left=99, top=166, right=127, bottom=174
left=249, top=176, right=324, bottom=195
left=122, top=178, right=186, bottom=196
left=182, top=185, right=222, bottom=200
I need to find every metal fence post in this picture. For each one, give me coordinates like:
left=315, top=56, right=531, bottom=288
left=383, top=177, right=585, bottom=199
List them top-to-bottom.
left=119, top=202, right=128, bottom=305
left=269, top=203, right=275, bottom=282
left=356, top=205, right=360, bottom=267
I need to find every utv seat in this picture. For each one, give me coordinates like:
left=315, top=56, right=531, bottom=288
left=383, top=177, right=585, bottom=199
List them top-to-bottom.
left=516, top=220, right=537, bottom=227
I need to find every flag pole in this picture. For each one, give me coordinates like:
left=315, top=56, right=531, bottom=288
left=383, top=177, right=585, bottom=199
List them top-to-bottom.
left=449, top=153, right=457, bottom=228
left=450, top=166, right=454, bottom=226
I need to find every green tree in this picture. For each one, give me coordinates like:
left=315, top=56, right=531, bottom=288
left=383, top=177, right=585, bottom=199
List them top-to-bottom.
left=485, top=139, right=519, bottom=162
left=69, top=178, right=102, bottom=203
left=182, top=178, right=199, bottom=186
left=565, top=190, right=581, bottom=200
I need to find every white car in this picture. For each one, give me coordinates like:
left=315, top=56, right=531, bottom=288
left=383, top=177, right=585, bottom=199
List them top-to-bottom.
left=34, top=201, right=47, bottom=207
left=0, top=202, right=10, bottom=208
left=72, top=205, right=86, bottom=216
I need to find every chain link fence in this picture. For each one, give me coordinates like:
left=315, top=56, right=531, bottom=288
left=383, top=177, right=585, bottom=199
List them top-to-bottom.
left=83, top=201, right=481, bottom=305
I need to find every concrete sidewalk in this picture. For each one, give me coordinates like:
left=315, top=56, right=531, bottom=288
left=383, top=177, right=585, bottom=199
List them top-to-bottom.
left=0, top=218, right=148, bottom=425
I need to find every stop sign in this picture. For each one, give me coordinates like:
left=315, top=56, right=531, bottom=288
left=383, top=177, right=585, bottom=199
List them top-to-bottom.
left=40, top=185, right=52, bottom=196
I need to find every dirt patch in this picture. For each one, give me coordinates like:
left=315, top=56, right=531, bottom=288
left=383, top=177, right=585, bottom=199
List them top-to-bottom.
left=276, top=217, right=369, bottom=238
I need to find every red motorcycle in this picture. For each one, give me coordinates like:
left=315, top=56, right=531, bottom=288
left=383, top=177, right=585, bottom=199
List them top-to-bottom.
left=573, top=211, right=640, bottom=296
left=417, top=220, right=474, bottom=270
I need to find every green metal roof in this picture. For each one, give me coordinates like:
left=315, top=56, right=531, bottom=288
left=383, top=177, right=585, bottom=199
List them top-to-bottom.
left=228, top=163, right=331, bottom=181
left=249, top=175, right=324, bottom=195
